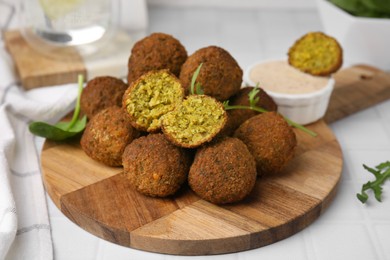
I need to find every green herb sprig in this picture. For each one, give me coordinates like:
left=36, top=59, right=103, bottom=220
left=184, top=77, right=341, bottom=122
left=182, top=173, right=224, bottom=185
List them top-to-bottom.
left=189, top=63, right=316, bottom=137
left=190, top=63, right=204, bottom=95
left=29, top=74, right=87, bottom=141
left=223, top=85, right=317, bottom=137
left=357, top=161, right=390, bottom=203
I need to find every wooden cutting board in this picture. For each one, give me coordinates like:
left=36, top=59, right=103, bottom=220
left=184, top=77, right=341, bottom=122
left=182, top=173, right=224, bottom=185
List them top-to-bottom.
left=40, top=65, right=390, bottom=255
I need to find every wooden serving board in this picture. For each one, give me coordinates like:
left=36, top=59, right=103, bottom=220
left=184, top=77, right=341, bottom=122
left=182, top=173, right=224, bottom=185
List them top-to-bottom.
left=41, top=65, right=390, bottom=255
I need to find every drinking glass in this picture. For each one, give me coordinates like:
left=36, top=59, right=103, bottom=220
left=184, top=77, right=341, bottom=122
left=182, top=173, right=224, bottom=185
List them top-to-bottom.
left=19, top=0, right=120, bottom=59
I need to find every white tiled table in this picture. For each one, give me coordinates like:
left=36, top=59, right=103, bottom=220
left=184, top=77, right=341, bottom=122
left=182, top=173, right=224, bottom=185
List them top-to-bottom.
left=41, top=6, right=390, bottom=260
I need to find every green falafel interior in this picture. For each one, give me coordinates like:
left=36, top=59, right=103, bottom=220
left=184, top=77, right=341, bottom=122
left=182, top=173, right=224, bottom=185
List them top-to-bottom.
left=123, top=70, right=184, bottom=132
left=162, top=95, right=227, bottom=148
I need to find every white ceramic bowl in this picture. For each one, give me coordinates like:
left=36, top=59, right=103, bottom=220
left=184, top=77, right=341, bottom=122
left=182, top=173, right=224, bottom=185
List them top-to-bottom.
left=243, top=61, right=335, bottom=125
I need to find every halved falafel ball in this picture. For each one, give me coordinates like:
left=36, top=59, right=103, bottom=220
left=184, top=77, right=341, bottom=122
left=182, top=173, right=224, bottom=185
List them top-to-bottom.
left=288, top=32, right=343, bottom=76
left=127, top=33, right=188, bottom=85
left=180, top=46, right=243, bottom=101
left=123, top=70, right=184, bottom=132
left=80, top=76, right=128, bottom=119
left=222, top=87, right=278, bottom=136
left=161, top=95, right=227, bottom=148
left=80, top=106, right=140, bottom=167
left=234, top=112, right=297, bottom=176
left=122, top=133, right=192, bottom=197
left=188, top=137, right=257, bottom=204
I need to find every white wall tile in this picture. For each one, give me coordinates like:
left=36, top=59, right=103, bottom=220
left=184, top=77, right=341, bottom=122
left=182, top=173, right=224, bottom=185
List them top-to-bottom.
left=330, top=107, right=390, bottom=149
left=344, top=149, right=390, bottom=183
left=317, top=181, right=364, bottom=222
left=51, top=217, right=99, bottom=260
left=307, top=223, right=379, bottom=260
left=374, top=224, right=390, bottom=260
left=238, top=232, right=307, bottom=260
left=97, top=239, right=166, bottom=260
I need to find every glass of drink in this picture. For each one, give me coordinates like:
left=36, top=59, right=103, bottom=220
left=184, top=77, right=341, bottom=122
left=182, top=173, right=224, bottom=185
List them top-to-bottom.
left=19, top=0, right=120, bottom=59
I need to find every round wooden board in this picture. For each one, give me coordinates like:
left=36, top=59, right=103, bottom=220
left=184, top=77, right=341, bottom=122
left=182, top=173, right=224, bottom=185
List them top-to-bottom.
left=41, top=120, right=342, bottom=255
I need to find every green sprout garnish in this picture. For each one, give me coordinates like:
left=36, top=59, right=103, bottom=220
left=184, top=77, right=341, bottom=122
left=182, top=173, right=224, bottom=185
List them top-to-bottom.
left=190, top=63, right=204, bottom=95
left=190, top=63, right=316, bottom=137
left=29, top=74, right=87, bottom=141
left=248, top=83, right=260, bottom=107
left=224, top=86, right=317, bottom=137
left=357, top=161, right=390, bottom=203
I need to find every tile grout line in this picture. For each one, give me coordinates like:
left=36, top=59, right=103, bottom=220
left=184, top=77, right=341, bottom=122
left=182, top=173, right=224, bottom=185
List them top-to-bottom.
left=349, top=178, right=387, bottom=260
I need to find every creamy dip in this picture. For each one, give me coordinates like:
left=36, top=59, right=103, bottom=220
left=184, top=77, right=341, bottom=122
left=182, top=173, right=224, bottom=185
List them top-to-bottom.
left=249, top=60, right=329, bottom=94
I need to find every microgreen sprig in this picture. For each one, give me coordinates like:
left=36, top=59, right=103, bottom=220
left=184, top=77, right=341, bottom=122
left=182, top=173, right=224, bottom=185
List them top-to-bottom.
left=190, top=62, right=204, bottom=95
left=190, top=63, right=316, bottom=137
left=29, top=74, right=87, bottom=141
left=248, top=83, right=260, bottom=107
left=223, top=100, right=317, bottom=137
left=357, top=161, right=390, bottom=203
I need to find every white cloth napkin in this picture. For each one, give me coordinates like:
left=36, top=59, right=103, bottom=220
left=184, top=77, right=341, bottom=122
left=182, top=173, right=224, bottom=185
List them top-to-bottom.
left=0, top=0, right=148, bottom=258
left=0, top=47, right=79, bottom=260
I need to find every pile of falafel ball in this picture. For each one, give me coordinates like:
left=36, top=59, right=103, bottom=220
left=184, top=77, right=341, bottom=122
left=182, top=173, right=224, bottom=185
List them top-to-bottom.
left=79, top=33, right=297, bottom=205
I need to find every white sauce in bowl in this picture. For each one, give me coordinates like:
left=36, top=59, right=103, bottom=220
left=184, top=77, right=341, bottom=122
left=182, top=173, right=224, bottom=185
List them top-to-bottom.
left=249, top=60, right=329, bottom=94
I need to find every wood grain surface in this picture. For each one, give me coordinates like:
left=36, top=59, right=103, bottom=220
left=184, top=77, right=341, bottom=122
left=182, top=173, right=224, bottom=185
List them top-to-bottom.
left=41, top=65, right=390, bottom=255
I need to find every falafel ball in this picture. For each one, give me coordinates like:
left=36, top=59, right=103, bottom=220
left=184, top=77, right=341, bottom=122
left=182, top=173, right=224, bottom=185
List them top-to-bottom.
left=288, top=32, right=343, bottom=76
left=127, top=33, right=188, bottom=85
left=180, top=46, right=243, bottom=101
left=123, top=70, right=184, bottom=132
left=80, top=76, right=128, bottom=119
left=222, top=87, right=278, bottom=136
left=161, top=95, right=227, bottom=148
left=80, top=106, right=140, bottom=167
left=234, top=112, right=297, bottom=176
left=122, top=133, right=192, bottom=197
left=188, top=137, right=257, bottom=204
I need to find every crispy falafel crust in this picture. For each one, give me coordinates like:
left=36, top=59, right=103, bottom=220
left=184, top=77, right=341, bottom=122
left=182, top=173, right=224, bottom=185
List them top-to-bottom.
left=288, top=32, right=343, bottom=76
left=127, top=33, right=188, bottom=85
left=180, top=46, right=243, bottom=101
left=123, top=70, right=184, bottom=132
left=80, top=76, right=128, bottom=119
left=222, top=87, right=277, bottom=136
left=161, top=95, right=227, bottom=148
left=80, top=106, right=140, bottom=167
left=234, top=112, right=297, bottom=176
left=122, top=133, right=192, bottom=197
left=189, top=137, right=257, bottom=204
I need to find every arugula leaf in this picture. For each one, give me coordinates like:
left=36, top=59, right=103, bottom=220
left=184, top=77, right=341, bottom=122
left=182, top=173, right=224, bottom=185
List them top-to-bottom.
left=29, top=74, right=87, bottom=141
left=357, top=161, right=390, bottom=203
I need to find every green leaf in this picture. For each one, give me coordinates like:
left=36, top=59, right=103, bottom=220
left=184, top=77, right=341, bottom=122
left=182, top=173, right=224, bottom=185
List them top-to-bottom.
left=329, top=0, right=390, bottom=18
left=190, top=63, right=203, bottom=95
left=29, top=74, right=86, bottom=141
left=195, top=82, right=204, bottom=95
left=248, top=86, right=260, bottom=108
left=223, top=103, right=317, bottom=137
left=29, top=121, right=82, bottom=141
left=358, top=161, right=390, bottom=203
left=376, top=161, right=390, bottom=170
left=363, top=164, right=381, bottom=178
left=373, top=185, right=383, bottom=202
left=357, top=192, right=368, bottom=203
